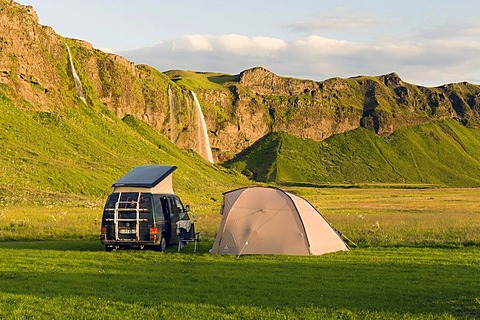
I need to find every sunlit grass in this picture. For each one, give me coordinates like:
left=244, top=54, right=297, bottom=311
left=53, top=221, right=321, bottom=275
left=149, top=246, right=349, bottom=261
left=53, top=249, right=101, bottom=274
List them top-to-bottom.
left=1, top=187, right=478, bottom=248
left=294, top=187, right=480, bottom=247
left=0, top=204, right=101, bottom=240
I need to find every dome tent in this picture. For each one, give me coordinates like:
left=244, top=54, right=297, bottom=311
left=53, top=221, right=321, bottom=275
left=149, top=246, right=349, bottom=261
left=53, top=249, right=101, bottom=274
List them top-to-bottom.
left=210, top=186, right=349, bottom=256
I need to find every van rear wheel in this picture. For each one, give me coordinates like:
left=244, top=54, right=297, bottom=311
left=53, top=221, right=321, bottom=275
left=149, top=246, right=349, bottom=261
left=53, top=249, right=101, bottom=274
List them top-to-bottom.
left=152, top=236, right=167, bottom=251
left=160, top=236, right=167, bottom=252
left=105, top=245, right=113, bottom=252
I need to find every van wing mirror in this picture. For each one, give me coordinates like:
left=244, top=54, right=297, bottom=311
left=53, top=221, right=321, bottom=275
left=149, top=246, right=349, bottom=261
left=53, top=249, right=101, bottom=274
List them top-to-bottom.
left=185, top=204, right=190, bottom=212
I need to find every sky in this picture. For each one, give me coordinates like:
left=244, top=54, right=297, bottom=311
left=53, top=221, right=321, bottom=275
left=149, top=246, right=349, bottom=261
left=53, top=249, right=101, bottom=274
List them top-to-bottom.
left=18, top=0, right=480, bottom=87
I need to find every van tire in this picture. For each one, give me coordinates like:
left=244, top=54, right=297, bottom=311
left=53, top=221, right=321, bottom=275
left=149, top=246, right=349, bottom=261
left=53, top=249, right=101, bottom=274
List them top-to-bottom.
left=152, top=236, right=167, bottom=251
left=160, top=236, right=167, bottom=252
left=105, top=245, right=113, bottom=252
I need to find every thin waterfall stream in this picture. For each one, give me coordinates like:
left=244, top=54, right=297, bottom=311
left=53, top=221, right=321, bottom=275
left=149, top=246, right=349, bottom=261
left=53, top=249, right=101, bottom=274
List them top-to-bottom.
left=66, top=43, right=87, bottom=104
left=168, top=84, right=175, bottom=142
left=191, top=90, right=214, bottom=163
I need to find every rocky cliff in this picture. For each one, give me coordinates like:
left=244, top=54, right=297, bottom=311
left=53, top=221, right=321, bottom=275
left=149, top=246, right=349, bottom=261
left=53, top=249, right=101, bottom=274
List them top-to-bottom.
left=0, top=0, right=187, bottom=153
left=2, top=0, right=480, bottom=164
left=179, top=67, right=480, bottom=161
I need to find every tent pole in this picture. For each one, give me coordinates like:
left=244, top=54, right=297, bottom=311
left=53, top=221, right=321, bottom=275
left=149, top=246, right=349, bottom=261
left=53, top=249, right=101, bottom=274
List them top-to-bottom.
left=342, top=235, right=358, bottom=248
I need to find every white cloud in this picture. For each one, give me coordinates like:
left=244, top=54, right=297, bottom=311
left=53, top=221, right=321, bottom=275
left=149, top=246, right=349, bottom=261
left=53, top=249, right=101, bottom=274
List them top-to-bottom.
left=289, top=17, right=384, bottom=32
left=416, top=21, right=480, bottom=41
left=120, top=33, right=480, bottom=87
left=168, top=34, right=287, bottom=57
left=172, top=34, right=213, bottom=52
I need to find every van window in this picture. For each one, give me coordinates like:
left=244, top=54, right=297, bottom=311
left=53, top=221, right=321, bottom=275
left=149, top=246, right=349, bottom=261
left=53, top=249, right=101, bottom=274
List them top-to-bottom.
left=104, top=192, right=156, bottom=210
left=119, top=192, right=139, bottom=208
left=103, top=193, right=119, bottom=219
left=105, top=193, right=119, bottom=209
left=139, top=193, right=152, bottom=212
left=153, top=195, right=163, bottom=219
left=153, top=195, right=170, bottom=221
left=160, top=196, right=171, bottom=220
left=169, top=197, right=179, bottom=222
left=175, top=197, right=187, bottom=219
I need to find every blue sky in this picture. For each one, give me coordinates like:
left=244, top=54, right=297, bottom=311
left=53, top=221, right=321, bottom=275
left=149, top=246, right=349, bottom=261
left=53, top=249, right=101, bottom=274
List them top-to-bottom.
left=19, top=0, right=480, bottom=86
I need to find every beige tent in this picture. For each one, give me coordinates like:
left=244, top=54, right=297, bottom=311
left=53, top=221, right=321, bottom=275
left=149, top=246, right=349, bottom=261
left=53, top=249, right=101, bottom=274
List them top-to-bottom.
left=210, top=186, right=349, bottom=256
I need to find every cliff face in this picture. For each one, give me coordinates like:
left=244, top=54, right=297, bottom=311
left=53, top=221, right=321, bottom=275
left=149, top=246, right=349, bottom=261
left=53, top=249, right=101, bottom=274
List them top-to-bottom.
left=0, top=0, right=65, bottom=110
left=0, top=0, right=178, bottom=152
left=0, top=0, right=158, bottom=112
left=0, top=0, right=228, bottom=161
left=2, top=1, right=480, bottom=164
left=193, top=67, right=480, bottom=160
left=234, top=68, right=480, bottom=136
left=238, top=68, right=361, bottom=140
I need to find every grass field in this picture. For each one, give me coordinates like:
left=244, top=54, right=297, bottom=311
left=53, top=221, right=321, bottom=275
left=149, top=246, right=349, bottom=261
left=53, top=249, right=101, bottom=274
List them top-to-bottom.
left=0, top=187, right=479, bottom=319
left=2, top=187, right=479, bottom=246
left=294, top=187, right=480, bottom=247
left=0, top=241, right=478, bottom=319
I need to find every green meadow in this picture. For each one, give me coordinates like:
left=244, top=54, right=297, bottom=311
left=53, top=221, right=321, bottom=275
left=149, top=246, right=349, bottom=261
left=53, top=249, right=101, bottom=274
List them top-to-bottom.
left=1, top=187, right=479, bottom=319
left=0, top=243, right=478, bottom=319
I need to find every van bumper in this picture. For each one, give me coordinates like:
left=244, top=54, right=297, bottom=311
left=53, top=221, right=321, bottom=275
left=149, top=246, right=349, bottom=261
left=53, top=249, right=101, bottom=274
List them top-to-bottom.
left=101, top=240, right=159, bottom=246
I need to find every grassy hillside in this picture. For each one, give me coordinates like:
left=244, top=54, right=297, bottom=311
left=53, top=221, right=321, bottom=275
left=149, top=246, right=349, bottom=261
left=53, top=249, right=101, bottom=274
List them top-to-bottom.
left=0, top=88, right=247, bottom=209
left=225, top=119, right=480, bottom=187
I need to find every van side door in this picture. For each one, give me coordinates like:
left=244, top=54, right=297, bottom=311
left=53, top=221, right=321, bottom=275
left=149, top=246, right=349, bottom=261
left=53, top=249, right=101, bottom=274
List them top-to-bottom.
left=158, top=196, right=172, bottom=244
left=168, top=196, right=180, bottom=243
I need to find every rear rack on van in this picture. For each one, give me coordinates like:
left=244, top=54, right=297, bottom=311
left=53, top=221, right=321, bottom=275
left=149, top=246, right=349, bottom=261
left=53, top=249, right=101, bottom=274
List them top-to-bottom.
left=103, top=192, right=149, bottom=241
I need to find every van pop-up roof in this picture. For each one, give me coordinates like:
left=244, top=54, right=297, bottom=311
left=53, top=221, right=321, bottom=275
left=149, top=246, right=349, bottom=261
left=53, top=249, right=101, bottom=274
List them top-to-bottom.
left=112, top=165, right=177, bottom=194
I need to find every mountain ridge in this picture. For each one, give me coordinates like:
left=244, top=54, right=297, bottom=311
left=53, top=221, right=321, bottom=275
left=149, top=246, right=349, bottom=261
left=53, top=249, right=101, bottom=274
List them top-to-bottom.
left=1, top=0, right=480, bottom=193
left=173, top=66, right=480, bottom=161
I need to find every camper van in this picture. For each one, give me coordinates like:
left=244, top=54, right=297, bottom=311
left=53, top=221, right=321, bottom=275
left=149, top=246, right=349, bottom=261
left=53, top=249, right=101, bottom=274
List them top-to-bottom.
left=100, top=165, right=191, bottom=251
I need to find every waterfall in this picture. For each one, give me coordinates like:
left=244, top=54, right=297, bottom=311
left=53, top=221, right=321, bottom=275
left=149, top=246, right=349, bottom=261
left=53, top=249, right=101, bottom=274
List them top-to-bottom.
left=66, top=43, right=87, bottom=104
left=168, top=84, right=175, bottom=142
left=191, top=90, right=214, bottom=163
